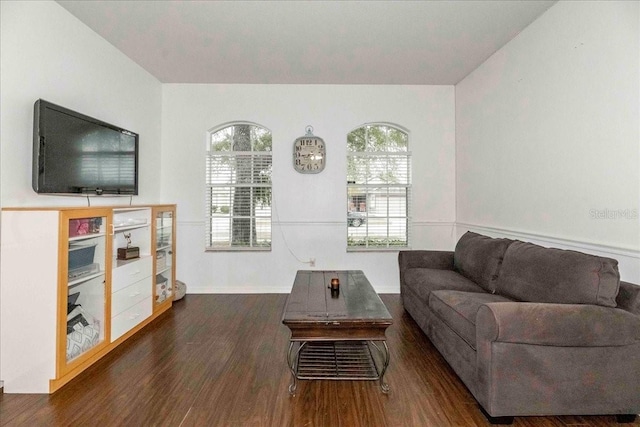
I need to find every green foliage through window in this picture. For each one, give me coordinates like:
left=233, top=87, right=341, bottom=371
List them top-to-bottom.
left=206, top=123, right=272, bottom=250
left=347, top=124, right=411, bottom=250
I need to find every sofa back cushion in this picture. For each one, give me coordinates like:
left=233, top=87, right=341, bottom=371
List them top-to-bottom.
left=453, top=232, right=512, bottom=293
left=496, top=241, right=620, bottom=307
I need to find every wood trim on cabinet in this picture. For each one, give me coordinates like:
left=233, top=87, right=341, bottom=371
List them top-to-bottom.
left=51, top=205, right=174, bottom=392
left=151, top=205, right=176, bottom=313
left=56, top=208, right=113, bottom=380
left=49, top=301, right=172, bottom=393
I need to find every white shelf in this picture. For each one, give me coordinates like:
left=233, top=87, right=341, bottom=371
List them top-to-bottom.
left=113, top=223, right=150, bottom=233
left=69, top=232, right=106, bottom=243
left=114, top=254, right=153, bottom=269
left=156, top=266, right=172, bottom=276
left=68, top=271, right=105, bottom=288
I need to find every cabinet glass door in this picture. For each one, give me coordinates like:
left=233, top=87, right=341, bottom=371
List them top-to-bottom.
left=154, top=209, right=174, bottom=306
left=61, top=210, right=109, bottom=371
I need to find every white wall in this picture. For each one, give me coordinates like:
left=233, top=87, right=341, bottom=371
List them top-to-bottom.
left=0, top=0, right=163, bottom=208
left=0, top=0, right=162, bottom=391
left=455, top=1, right=640, bottom=282
left=161, top=85, right=456, bottom=293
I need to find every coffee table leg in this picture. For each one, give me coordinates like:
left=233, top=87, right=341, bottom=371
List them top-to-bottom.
left=370, top=340, right=390, bottom=393
left=287, top=341, right=307, bottom=395
left=287, top=341, right=298, bottom=394
left=380, top=341, right=390, bottom=393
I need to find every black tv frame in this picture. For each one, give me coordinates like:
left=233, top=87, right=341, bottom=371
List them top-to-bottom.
left=32, top=99, right=139, bottom=196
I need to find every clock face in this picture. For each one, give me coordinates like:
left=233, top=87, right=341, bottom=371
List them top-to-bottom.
left=293, top=136, right=326, bottom=173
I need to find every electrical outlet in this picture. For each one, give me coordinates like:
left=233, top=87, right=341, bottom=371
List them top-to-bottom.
left=309, top=258, right=316, bottom=267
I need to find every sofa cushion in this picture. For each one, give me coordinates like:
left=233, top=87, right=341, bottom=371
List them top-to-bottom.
left=453, top=232, right=512, bottom=293
left=496, top=241, right=620, bottom=307
left=403, top=268, right=485, bottom=305
left=429, top=290, right=513, bottom=349
left=476, top=302, right=640, bottom=347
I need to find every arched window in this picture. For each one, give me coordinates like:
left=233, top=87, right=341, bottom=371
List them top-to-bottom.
left=206, top=123, right=272, bottom=250
left=347, top=124, right=411, bottom=249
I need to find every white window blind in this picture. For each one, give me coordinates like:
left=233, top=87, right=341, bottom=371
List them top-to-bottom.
left=206, top=124, right=272, bottom=250
left=347, top=124, right=411, bottom=250
left=79, top=133, right=136, bottom=189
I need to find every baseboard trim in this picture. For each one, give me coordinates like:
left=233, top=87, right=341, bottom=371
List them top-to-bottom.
left=187, top=286, right=400, bottom=295
left=187, top=286, right=289, bottom=294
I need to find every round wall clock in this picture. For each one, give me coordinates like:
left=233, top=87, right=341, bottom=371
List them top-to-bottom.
left=293, top=126, right=326, bottom=174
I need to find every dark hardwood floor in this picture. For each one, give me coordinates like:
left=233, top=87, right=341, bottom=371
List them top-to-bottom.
left=1, top=294, right=637, bottom=426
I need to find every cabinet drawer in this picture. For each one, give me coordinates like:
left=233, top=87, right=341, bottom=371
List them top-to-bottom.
left=112, top=256, right=152, bottom=292
left=111, top=276, right=152, bottom=317
left=111, top=296, right=152, bottom=341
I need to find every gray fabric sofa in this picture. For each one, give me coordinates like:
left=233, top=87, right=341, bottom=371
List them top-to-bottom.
left=399, top=232, right=640, bottom=424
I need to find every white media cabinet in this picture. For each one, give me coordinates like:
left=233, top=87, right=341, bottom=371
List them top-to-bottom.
left=0, top=204, right=176, bottom=393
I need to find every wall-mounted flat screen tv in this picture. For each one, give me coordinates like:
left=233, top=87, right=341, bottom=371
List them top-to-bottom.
left=33, top=99, right=139, bottom=195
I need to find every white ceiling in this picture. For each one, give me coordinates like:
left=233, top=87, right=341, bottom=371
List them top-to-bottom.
left=57, top=0, right=556, bottom=85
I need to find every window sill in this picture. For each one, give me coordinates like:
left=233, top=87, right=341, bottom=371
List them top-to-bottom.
left=347, top=246, right=411, bottom=253
left=205, top=247, right=271, bottom=252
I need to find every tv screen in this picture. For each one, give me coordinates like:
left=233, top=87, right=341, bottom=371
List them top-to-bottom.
left=33, top=99, right=139, bottom=195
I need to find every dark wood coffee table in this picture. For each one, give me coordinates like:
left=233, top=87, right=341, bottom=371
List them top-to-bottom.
left=282, top=270, right=393, bottom=394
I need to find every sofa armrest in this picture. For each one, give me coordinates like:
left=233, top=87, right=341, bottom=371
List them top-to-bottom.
left=398, top=250, right=454, bottom=271
left=398, top=251, right=454, bottom=290
left=617, top=281, right=640, bottom=316
left=475, top=302, right=640, bottom=417
left=476, top=302, right=640, bottom=347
